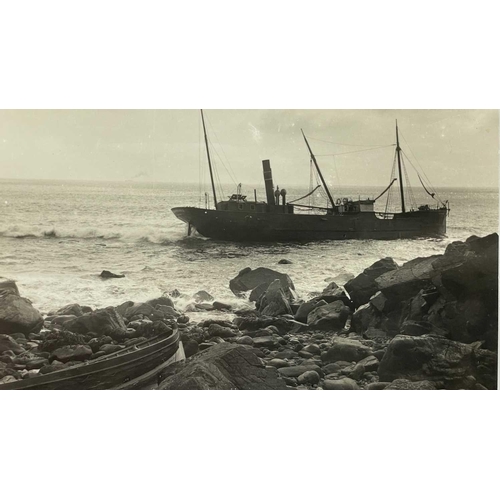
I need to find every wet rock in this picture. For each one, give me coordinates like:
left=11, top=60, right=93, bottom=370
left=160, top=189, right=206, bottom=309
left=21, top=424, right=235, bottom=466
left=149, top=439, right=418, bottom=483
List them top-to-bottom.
left=345, top=258, right=399, bottom=308
left=278, top=259, right=293, bottom=265
left=229, top=267, right=295, bottom=299
left=100, top=270, right=125, bottom=279
left=0, top=278, right=20, bottom=295
left=257, top=280, right=293, bottom=317
left=0, top=288, right=44, bottom=335
left=193, top=290, right=214, bottom=303
left=146, top=296, right=175, bottom=309
left=294, top=299, right=327, bottom=323
left=306, top=300, right=350, bottom=331
left=213, top=301, right=232, bottom=311
left=53, top=304, right=84, bottom=317
left=63, top=307, right=129, bottom=340
left=322, top=338, right=373, bottom=363
left=159, top=343, right=287, bottom=390
left=49, top=345, right=93, bottom=363
left=297, top=370, right=320, bottom=385
left=323, top=378, right=360, bottom=390
left=383, top=379, right=437, bottom=390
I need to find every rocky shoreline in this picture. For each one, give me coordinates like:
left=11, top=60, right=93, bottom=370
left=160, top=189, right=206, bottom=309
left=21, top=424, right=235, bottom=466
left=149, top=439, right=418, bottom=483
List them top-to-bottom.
left=1, top=233, right=498, bottom=390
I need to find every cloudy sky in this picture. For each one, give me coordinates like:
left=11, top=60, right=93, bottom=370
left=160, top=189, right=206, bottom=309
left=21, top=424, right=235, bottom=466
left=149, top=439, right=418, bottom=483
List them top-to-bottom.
left=0, top=109, right=497, bottom=188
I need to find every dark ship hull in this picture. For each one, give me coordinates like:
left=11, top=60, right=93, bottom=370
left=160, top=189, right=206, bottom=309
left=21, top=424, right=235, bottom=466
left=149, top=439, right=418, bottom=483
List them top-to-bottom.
left=172, top=206, right=447, bottom=242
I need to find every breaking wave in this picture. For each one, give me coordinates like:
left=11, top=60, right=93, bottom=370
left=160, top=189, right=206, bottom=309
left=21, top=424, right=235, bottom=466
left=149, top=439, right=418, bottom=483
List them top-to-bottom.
left=0, top=225, right=186, bottom=244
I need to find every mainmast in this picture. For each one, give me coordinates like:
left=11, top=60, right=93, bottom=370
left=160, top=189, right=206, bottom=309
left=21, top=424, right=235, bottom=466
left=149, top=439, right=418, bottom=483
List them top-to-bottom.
left=201, top=110, right=218, bottom=210
left=395, top=120, right=406, bottom=213
left=301, top=130, right=336, bottom=209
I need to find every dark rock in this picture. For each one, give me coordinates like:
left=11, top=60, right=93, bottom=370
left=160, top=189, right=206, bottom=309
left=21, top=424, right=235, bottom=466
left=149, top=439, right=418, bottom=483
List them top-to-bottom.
left=345, top=258, right=399, bottom=308
left=278, top=259, right=293, bottom=265
left=229, top=267, right=295, bottom=299
left=100, top=270, right=125, bottom=279
left=0, top=279, right=20, bottom=295
left=257, top=280, right=293, bottom=317
left=316, top=288, right=353, bottom=308
left=0, top=289, right=44, bottom=334
left=145, top=296, right=175, bottom=309
left=294, top=299, right=327, bottom=323
left=306, top=300, right=350, bottom=331
left=212, top=301, right=232, bottom=311
left=351, top=303, right=385, bottom=334
left=53, top=304, right=84, bottom=317
left=63, top=307, right=129, bottom=340
left=49, top=314, right=79, bottom=325
left=400, top=320, right=448, bottom=337
left=207, top=324, right=238, bottom=339
left=363, top=327, right=390, bottom=340
left=378, top=334, right=490, bottom=389
left=87, top=335, right=113, bottom=353
left=236, top=336, right=254, bottom=346
left=252, top=336, right=279, bottom=349
left=322, top=338, right=373, bottom=363
left=183, top=339, right=199, bottom=358
left=158, top=343, right=287, bottom=390
left=99, top=344, right=124, bottom=355
left=304, top=344, right=321, bottom=355
left=49, top=345, right=93, bottom=363
left=274, top=349, right=298, bottom=360
left=298, top=350, right=315, bottom=359
left=356, top=355, right=380, bottom=372
left=25, top=357, right=49, bottom=370
left=266, top=358, right=289, bottom=368
left=323, top=362, right=344, bottom=375
left=278, top=364, right=322, bottom=378
left=297, top=370, right=320, bottom=385
left=282, top=376, right=298, bottom=387
left=323, top=378, right=360, bottom=390
left=384, top=379, right=437, bottom=390
left=367, top=382, right=390, bottom=390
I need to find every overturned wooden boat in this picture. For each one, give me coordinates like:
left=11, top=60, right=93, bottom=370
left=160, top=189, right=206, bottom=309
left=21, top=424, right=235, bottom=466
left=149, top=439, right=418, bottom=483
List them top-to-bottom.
left=172, top=111, right=449, bottom=242
left=0, top=330, right=182, bottom=390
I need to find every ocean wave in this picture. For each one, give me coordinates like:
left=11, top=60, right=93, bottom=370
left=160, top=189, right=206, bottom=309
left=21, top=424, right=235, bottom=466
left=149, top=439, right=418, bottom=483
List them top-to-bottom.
left=0, top=225, right=186, bottom=244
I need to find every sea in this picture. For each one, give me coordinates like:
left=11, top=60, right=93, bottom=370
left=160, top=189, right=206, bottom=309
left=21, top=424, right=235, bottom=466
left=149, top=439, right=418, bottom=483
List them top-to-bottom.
left=0, top=179, right=498, bottom=317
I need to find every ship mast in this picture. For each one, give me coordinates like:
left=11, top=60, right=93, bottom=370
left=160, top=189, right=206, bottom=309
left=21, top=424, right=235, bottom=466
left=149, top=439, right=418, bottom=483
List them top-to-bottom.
left=201, top=110, right=218, bottom=210
left=395, top=120, right=406, bottom=213
left=301, top=130, right=336, bottom=209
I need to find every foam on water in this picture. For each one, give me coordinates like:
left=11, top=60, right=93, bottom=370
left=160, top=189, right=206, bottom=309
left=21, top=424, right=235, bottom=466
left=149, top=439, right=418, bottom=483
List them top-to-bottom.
left=0, top=179, right=498, bottom=314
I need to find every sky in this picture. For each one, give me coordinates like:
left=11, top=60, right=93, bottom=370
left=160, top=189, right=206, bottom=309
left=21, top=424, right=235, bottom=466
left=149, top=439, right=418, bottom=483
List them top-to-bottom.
left=0, top=109, right=498, bottom=189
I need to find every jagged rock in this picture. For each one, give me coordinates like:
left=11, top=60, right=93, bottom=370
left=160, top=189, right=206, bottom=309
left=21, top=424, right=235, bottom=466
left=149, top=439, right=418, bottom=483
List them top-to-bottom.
left=345, top=258, right=399, bottom=308
left=229, top=267, right=295, bottom=300
left=100, top=270, right=125, bottom=279
left=0, top=278, right=20, bottom=295
left=257, top=280, right=293, bottom=317
left=316, top=288, right=353, bottom=308
left=0, top=289, right=44, bottom=335
left=294, top=299, right=327, bottom=323
left=307, top=300, right=350, bottom=331
left=351, top=303, right=384, bottom=334
left=63, top=307, right=129, bottom=340
left=49, top=315, right=79, bottom=325
left=400, top=320, right=448, bottom=337
left=378, top=334, right=493, bottom=389
left=322, top=338, right=373, bottom=363
left=158, top=343, right=287, bottom=390
left=49, top=344, right=93, bottom=363
left=355, top=355, right=380, bottom=372
left=297, top=370, right=320, bottom=385
left=323, top=378, right=360, bottom=390
left=384, top=379, right=437, bottom=390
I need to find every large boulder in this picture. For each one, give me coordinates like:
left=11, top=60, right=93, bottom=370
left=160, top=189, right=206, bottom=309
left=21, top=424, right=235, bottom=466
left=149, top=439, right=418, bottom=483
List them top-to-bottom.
left=345, top=258, right=399, bottom=308
left=229, top=267, right=295, bottom=300
left=257, top=280, right=293, bottom=317
left=0, top=288, right=43, bottom=335
left=294, top=299, right=327, bottom=323
left=306, top=301, right=350, bottom=331
left=63, top=307, right=128, bottom=340
left=378, top=334, right=496, bottom=389
left=321, top=338, right=373, bottom=363
left=158, top=343, right=288, bottom=390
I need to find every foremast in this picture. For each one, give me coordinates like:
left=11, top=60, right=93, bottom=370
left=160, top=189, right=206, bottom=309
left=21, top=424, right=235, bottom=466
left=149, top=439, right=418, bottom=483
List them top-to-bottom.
left=201, top=110, right=218, bottom=210
left=395, top=120, right=406, bottom=213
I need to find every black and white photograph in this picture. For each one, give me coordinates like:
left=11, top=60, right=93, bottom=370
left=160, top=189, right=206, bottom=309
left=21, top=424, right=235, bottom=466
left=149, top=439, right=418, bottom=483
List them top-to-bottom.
left=1, top=1, right=498, bottom=499
left=0, top=109, right=498, bottom=390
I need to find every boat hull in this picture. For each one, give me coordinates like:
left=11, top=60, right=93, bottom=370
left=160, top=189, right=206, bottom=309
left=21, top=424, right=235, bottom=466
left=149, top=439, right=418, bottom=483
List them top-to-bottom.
left=172, top=207, right=447, bottom=242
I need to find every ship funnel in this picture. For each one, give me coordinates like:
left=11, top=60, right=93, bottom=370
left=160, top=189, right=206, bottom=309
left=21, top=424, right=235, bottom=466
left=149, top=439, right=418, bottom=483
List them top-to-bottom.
left=262, top=159, right=275, bottom=206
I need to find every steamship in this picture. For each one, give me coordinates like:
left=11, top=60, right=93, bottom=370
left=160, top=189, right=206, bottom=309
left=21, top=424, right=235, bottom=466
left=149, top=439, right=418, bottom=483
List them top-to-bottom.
left=171, top=111, right=448, bottom=242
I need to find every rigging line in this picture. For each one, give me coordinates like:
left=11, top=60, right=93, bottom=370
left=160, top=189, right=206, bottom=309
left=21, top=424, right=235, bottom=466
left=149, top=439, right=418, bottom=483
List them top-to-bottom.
left=205, top=113, right=240, bottom=184
left=399, top=129, right=438, bottom=191
left=207, top=135, right=239, bottom=188
left=308, top=136, right=396, bottom=148
left=315, top=145, right=395, bottom=157
left=401, top=155, right=417, bottom=209
left=289, top=185, right=322, bottom=204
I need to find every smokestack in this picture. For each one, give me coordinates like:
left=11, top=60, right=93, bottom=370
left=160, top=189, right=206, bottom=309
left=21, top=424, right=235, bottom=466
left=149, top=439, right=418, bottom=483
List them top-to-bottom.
left=262, top=159, right=275, bottom=206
